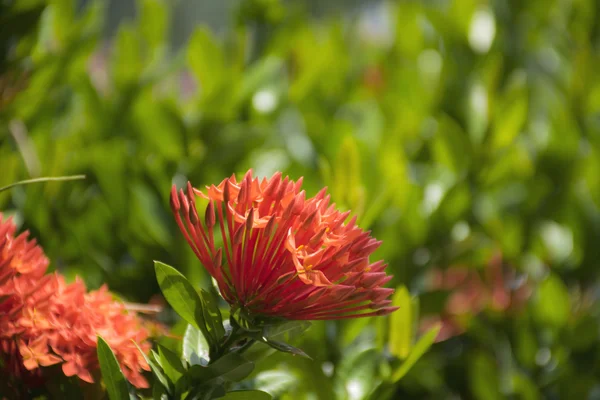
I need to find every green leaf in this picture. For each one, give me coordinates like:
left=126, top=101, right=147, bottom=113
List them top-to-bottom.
left=138, top=0, right=168, bottom=51
left=112, top=23, right=143, bottom=87
left=187, top=27, right=225, bottom=100
left=154, top=261, right=209, bottom=339
left=533, top=273, right=571, bottom=328
left=389, top=286, right=412, bottom=359
left=200, top=289, right=225, bottom=344
left=263, top=321, right=311, bottom=340
left=183, top=324, right=209, bottom=366
left=390, top=324, right=440, bottom=382
left=97, top=336, right=130, bottom=400
left=258, top=337, right=311, bottom=359
left=133, top=341, right=171, bottom=394
left=158, top=344, right=186, bottom=384
left=336, top=347, right=379, bottom=400
left=469, top=351, right=503, bottom=400
left=189, top=352, right=255, bottom=383
left=254, top=370, right=297, bottom=397
left=152, top=382, right=168, bottom=400
left=183, top=384, right=225, bottom=400
left=221, top=390, right=272, bottom=400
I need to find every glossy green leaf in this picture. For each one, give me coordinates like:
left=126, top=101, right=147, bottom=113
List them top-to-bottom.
left=154, top=261, right=208, bottom=338
left=182, top=324, right=210, bottom=366
left=97, top=336, right=130, bottom=400
left=133, top=341, right=171, bottom=394
left=158, top=344, right=186, bottom=384
left=254, top=370, right=297, bottom=397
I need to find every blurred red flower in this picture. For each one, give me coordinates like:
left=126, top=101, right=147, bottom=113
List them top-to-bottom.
left=171, top=170, right=397, bottom=320
left=0, top=215, right=152, bottom=389
left=420, top=253, right=532, bottom=342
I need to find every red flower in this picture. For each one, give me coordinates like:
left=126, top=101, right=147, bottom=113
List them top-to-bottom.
left=171, top=170, right=397, bottom=320
left=0, top=214, right=152, bottom=389
left=420, top=253, right=532, bottom=342
left=19, top=337, right=62, bottom=370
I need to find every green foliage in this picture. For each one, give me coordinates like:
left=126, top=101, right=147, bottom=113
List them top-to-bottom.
left=4, top=0, right=600, bottom=398
left=154, top=261, right=211, bottom=339
left=391, top=324, right=441, bottom=383
left=97, top=336, right=130, bottom=400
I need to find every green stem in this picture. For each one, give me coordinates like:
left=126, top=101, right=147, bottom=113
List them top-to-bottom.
left=0, top=175, right=86, bottom=193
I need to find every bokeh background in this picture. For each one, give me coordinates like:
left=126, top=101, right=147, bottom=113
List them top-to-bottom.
left=2, top=0, right=600, bottom=398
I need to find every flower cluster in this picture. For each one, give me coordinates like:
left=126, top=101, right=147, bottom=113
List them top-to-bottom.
left=171, top=170, right=397, bottom=321
left=0, top=214, right=152, bottom=390
left=420, top=253, right=531, bottom=342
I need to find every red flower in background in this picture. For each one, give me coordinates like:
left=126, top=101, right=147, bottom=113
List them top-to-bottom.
left=171, top=170, right=397, bottom=320
left=0, top=215, right=152, bottom=390
left=420, top=252, right=532, bottom=342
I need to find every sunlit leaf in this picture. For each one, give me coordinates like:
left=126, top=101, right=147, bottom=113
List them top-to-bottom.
left=154, top=261, right=209, bottom=341
left=533, top=273, right=571, bottom=328
left=389, top=285, right=412, bottom=359
left=182, top=324, right=209, bottom=366
left=158, top=344, right=186, bottom=385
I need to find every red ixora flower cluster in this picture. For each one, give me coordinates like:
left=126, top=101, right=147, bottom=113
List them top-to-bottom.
left=171, top=170, right=397, bottom=320
left=0, top=214, right=151, bottom=390
left=420, top=252, right=532, bottom=342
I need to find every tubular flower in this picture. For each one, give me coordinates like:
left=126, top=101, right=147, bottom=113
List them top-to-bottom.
left=171, top=170, right=397, bottom=320
left=0, top=214, right=151, bottom=389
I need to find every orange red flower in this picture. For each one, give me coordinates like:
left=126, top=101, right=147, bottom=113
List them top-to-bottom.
left=171, top=170, right=397, bottom=320
left=0, top=214, right=152, bottom=390
left=420, top=253, right=532, bottom=342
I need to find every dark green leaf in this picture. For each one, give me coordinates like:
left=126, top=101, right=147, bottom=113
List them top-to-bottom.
left=189, top=352, right=255, bottom=383
left=221, top=390, right=272, bottom=400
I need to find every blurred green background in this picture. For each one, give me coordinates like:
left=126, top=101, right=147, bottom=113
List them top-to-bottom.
left=2, top=0, right=600, bottom=398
